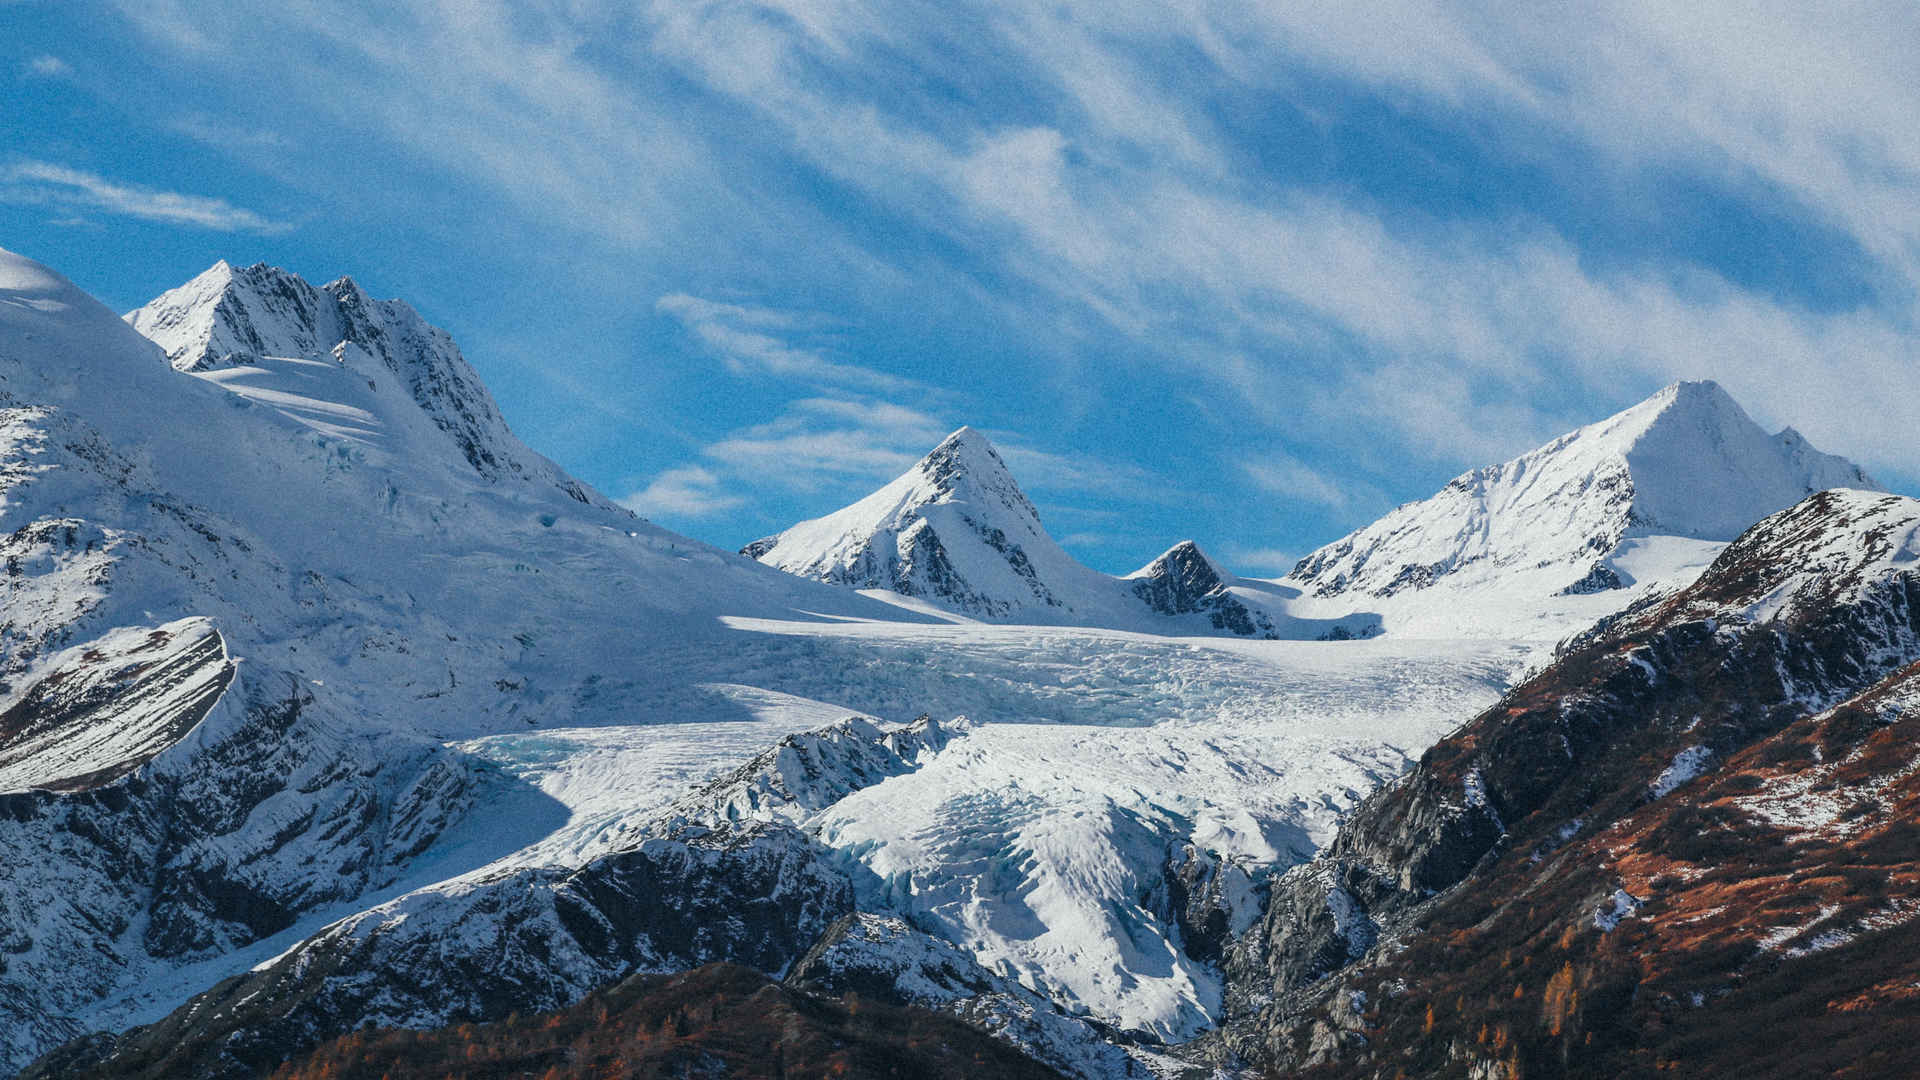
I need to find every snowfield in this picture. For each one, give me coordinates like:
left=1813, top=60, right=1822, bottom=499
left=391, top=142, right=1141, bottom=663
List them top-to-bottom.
left=446, top=623, right=1520, bottom=1042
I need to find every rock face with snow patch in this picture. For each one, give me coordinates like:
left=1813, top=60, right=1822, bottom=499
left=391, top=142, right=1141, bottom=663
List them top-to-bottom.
left=1286, top=381, right=1876, bottom=621
left=1129, top=540, right=1279, bottom=638
left=0, top=618, right=232, bottom=793
left=29, top=714, right=961, bottom=1079
left=29, top=818, right=857, bottom=1080
left=786, top=913, right=1141, bottom=1080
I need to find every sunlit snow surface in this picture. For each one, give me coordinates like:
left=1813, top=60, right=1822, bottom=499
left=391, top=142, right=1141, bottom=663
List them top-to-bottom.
left=451, top=621, right=1521, bottom=1041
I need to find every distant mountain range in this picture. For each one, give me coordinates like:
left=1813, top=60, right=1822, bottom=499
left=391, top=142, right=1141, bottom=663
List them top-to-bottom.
left=748, top=380, right=1876, bottom=640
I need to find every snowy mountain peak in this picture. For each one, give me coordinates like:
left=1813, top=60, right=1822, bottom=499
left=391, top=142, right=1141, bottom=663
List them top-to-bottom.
left=124, top=260, right=605, bottom=500
left=1578, top=378, right=1873, bottom=540
left=1288, top=380, right=1878, bottom=610
left=742, top=425, right=1086, bottom=619
left=913, top=426, right=1037, bottom=516
left=1128, top=540, right=1223, bottom=590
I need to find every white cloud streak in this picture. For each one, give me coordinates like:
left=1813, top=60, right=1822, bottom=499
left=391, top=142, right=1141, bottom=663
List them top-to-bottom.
left=23, top=55, right=71, bottom=79
left=1, top=160, right=289, bottom=233
left=655, top=293, right=914, bottom=392
left=702, top=397, right=948, bottom=489
left=1241, top=455, right=1365, bottom=513
left=619, top=465, right=747, bottom=518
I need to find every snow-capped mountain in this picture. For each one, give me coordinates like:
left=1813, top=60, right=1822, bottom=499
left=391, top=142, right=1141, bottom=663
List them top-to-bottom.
left=11, top=240, right=1913, bottom=1080
left=125, top=259, right=600, bottom=502
left=1283, top=380, right=1876, bottom=637
left=743, top=426, right=1106, bottom=621
left=746, top=428, right=1377, bottom=639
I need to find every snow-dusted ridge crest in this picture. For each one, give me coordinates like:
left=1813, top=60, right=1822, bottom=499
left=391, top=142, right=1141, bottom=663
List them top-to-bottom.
left=126, top=258, right=608, bottom=504
left=1281, top=379, right=1877, bottom=638
left=747, top=427, right=1379, bottom=639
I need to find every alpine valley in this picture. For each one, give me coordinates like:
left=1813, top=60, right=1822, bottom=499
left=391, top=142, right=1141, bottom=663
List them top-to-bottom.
left=4, top=243, right=1917, bottom=1080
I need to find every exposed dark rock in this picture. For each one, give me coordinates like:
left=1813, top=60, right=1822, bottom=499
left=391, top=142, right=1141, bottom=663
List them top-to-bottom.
left=27, top=820, right=856, bottom=1080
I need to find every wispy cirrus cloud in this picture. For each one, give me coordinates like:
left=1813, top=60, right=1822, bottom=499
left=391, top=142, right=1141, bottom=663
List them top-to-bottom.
left=89, top=0, right=1920, bottom=555
left=1, top=160, right=289, bottom=233
left=655, top=293, right=915, bottom=392
left=701, top=397, right=948, bottom=490
left=995, top=442, right=1155, bottom=499
left=1240, top=454, right=1370, bottom=513
left=1222, top=546, right=1303, bottom=579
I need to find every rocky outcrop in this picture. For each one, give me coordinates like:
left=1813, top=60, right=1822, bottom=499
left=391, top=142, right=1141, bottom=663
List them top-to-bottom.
left=1130, top=541, right=1280, bottom=638
left=0, top=619, right=232, bottom=793
left=27, top=714, right=964, bottom=1078
left=787, top=913, right=1141, bottom=1080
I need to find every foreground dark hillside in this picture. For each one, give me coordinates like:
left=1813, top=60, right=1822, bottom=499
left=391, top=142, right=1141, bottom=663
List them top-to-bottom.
left=1220, top=490, right=1920, bottom=1078
left=260, top=963, right=1067, bottom=1080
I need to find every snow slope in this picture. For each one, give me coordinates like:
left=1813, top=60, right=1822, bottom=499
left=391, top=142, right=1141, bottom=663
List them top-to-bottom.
left=0, top=246, right=934, bottom=1070
left=1284, top=380, right=1875, bottom=638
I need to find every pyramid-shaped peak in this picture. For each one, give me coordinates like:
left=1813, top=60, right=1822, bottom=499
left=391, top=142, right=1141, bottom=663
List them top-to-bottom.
left=1289, top=376, right=1879, bottom=605
left=1588, top=378, right=1749, bottom=445
left=1647, top=378, right=1745, bottom=421
left=912, top=425, right=1027, bottom=504
left=923, top=425, right=1004, bottom=466
left=1133, top=539, right=1220, bottom=577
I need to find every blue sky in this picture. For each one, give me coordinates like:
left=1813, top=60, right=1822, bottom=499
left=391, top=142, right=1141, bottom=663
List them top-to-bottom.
left=4, top=2, right=1917, bottom=574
